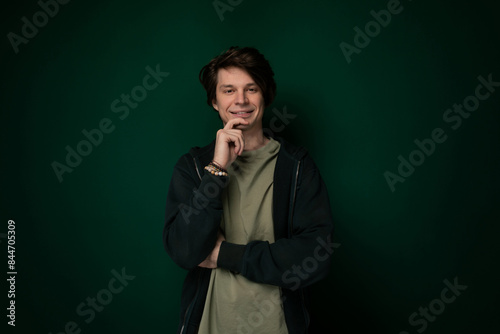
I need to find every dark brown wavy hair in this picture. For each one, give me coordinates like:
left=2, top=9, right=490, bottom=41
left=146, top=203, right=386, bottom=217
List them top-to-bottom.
left=199, top=46, right=277, bottom=110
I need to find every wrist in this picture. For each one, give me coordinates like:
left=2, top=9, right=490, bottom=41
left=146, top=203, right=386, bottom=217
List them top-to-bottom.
left=212, top=158, right=229, bottom=171
left=211, top=160, right=228, bottom=172
left=205, top=161, right=228, bottom=177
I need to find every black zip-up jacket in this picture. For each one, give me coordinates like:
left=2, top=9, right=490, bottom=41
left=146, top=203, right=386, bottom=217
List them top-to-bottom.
left=163, top=136, right=334, bottom=333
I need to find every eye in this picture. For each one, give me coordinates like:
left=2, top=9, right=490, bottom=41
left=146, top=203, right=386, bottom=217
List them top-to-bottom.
left=224, top=89, right=234, bottom=94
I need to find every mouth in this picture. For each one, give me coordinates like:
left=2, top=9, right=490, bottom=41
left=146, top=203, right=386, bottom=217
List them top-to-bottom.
left=230, top=110, right=254, bottom=118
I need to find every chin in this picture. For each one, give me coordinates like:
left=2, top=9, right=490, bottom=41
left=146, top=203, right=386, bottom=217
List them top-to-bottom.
left=234, top=123, right=250, bottom=129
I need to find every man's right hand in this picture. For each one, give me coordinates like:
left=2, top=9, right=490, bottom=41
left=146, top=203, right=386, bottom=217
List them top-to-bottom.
left=212, top=118, right=248, bottom=170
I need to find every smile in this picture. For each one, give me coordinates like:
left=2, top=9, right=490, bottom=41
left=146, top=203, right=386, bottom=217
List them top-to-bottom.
left=230, top=110, right=254, bottom=117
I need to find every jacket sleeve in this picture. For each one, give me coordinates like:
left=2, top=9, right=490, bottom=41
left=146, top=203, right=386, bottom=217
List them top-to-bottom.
left=163, top=154, right=229, bottom=270
left=216, top=154, right=335, bottom=290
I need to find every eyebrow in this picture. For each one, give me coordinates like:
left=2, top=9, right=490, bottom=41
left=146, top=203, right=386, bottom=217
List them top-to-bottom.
left=219, top=83, right=257, bottom=89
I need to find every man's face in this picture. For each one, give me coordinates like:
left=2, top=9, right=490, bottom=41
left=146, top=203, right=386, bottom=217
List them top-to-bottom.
left=212, top=66, right=265, bottom=132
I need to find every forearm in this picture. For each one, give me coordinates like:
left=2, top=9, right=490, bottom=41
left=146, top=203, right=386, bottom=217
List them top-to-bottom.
left=163, top=158, right=229, bottom=270
left=217, top=226, right=333, bottom=290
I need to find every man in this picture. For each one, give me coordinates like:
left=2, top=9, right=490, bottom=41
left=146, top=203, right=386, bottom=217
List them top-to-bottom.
left=163, top=46, right=334, bottom=334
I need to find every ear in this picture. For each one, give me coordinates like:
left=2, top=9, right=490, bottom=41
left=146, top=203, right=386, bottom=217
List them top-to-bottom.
left=212, top=99, right=219, bottom=111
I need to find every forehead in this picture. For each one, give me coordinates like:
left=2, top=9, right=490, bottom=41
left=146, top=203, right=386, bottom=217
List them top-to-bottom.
left=216, top=67, right=256, bottom=86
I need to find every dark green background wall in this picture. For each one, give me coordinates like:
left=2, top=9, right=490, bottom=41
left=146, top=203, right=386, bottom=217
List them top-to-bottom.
left=2, top=0, right=499, bottom=333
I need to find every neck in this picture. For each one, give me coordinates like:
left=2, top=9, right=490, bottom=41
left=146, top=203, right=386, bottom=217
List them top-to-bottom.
left=243, top=130, right=269, bottom=151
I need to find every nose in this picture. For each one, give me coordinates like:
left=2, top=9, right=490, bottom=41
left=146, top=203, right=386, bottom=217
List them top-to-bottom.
left=235, top=90, right=248, bottom=104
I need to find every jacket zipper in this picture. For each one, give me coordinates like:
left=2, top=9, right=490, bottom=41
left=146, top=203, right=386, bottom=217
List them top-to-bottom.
left=193, top=157, right=202, bottom=181
left=180, top=158, right=204, bottom=333
left=289, top=160, right=301, bottom=237
left=290, top=160, right=310, bottom=329
left=180, top=270, right=203, bottom=333
left=300, top=288, right=310, bottom=328
left=180, top=302, right=190, bottom=333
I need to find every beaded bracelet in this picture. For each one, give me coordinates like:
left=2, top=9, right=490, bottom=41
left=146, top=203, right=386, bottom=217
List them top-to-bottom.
left=211, top=160, right=226, bottom=171
left=205, top=161, right=228, bottom=177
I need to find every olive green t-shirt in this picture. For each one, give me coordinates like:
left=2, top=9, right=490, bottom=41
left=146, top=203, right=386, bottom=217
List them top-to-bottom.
left=198, top=138, right=288, bottom=334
